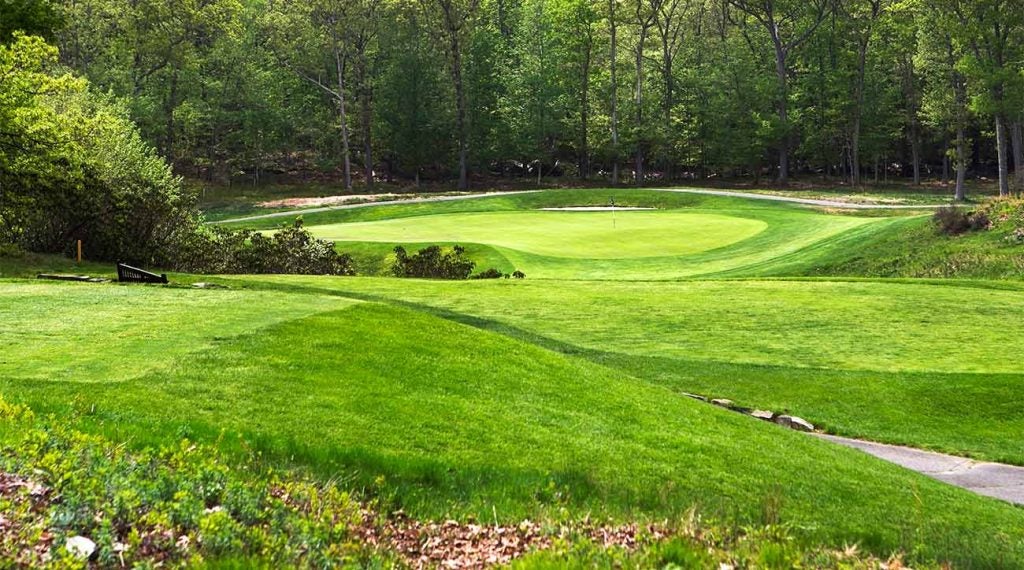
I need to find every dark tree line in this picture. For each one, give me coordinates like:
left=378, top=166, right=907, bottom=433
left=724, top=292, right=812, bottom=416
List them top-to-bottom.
left=29, top=0, right=1024, bottom=195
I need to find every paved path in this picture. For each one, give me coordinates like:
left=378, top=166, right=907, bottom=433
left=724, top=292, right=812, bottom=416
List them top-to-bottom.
left=211, top=187, right=949, bottom=225
left=651, top=187, right=950, bottom=210
left=818, top=434, right=1024, bottom=505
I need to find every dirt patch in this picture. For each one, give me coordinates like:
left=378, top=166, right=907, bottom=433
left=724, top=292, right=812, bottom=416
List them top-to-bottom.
left=257, top=194, right=406, bottom=208
left=359, top=511, right=667, bottom=569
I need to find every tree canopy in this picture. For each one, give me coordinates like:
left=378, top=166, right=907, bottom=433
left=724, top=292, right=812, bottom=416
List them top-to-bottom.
left=3, top=0, right=1024, bottom=195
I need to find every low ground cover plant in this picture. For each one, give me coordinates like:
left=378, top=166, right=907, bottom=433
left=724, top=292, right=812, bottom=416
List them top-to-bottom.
left=0, top=396, right=932, bottom=569
left=0, top=399, right=382, bottom=568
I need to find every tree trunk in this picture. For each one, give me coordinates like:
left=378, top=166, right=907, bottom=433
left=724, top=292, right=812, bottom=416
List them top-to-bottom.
left=608, top=0, right=619, bottom=186
left=634, top=26, right=647, bottom=187
left=451, top=37, right=469, bottom=190
left=851, top=37, right=869, bottom=187
left=661, top=40, right=674, bottom=181
left=773, top=41, right=789, bottom=185
left=334, top=43, right=352, bottom=191
left=580, top=44, right=591, bottom=178
left=358, top=56, right=374, bottom=189
left=995, top=114, right=1009, bottom=196
left=851, top=119, right=861, bottom=186
left=1012, top=121, right=1023, bottom=190
left=955, top=126, right=967, bottom=201
left=911, top=137, right=920, bottom=186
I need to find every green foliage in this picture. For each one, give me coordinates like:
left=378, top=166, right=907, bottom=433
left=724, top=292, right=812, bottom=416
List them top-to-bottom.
left=0, top=0, right=63, bottom=43
left=49, top=0, right=1024, bottom=186
left=0, top=33, right=194, bottom=266
left=175, top=219, right=355, bottom=275
left=392, top=244, right=475, bottom=278
left=0, top=397, right=385, bottom=568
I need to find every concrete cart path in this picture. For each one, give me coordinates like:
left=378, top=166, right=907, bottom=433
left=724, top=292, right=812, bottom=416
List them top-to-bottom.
left=818, top=434, right=1024, bottom=505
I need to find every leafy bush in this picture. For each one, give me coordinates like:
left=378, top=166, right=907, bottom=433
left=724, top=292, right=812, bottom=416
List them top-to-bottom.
left=0, top=34, right=195, bottom=267
left=0, top=36, right=349, bottom=277
left=933, top=206, right=989, bottom=235
left=173, top=219, right=354, bottom=275
left=392, top=245, right=475, bottom=279
left=471, top=267, right=505, bottom=279
left=513, top=270, right=526, bottom=279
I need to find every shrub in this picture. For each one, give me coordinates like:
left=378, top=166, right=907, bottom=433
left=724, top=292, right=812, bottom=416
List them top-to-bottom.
left=933, top=207, right=988, bottom=235
left=173, top=219, right=354, bottom=275
left=392, top=245, right=475, bottom=279
left=471, top=268, right=505, bottom=279
left=512, top=270, right=526, bottom=279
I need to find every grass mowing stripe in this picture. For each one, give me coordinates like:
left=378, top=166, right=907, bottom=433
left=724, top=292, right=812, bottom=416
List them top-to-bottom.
left=230, top=275, right=1024, bottom=467
left=0, top=281, right=356, bottom=383
left=2, top=300, right=1021, bottom=566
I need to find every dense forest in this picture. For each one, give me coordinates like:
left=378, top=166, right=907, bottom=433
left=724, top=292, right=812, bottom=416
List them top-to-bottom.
left=4, top=0, right=1024, bottom=197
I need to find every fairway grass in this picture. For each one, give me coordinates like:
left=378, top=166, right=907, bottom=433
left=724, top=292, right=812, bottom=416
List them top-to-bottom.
left=237, top=276, right=1024, bottom=468
left=0, top=281, right=353, bottom=383
left=2, top=282, right=1023, bottom=567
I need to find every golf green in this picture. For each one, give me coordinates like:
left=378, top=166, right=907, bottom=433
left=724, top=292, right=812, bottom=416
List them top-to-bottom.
left=306, top=211, right=768, bottom=259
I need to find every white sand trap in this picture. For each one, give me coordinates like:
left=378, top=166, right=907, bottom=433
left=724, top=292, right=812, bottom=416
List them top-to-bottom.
left=539, top=206, right=656, bottom=211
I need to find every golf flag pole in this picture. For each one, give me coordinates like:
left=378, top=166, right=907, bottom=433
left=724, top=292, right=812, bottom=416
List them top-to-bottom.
left=610, top=197, right=616, bottom=229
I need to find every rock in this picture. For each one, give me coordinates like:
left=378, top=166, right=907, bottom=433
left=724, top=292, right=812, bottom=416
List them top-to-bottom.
left=681, top=392, right=707, bottom=402
left=710, top=398, right=734, bottom=409
left=750, top=410, right=775, bottom=421
left=774, top=415, right=814, bottom=432
left=65, top=536, right=96, bottom=560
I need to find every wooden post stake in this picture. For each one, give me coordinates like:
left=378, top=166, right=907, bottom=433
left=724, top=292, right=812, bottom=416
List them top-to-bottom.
left=77, top=240, right=82, bottom=264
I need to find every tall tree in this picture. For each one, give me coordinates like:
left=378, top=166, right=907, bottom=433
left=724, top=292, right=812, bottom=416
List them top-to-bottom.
left=422, top=0, right=481, bottom=189
left=607, top=0, right=621, bottom=185
left=727, top=0, right=832, bottom=184
left=953, top=0, right=1023, bottom=196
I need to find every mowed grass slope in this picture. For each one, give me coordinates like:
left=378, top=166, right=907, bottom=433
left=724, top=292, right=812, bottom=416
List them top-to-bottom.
left=234, top=189, right=910, bottom=280
left=241, top=276, right=1024, bottom=466
left=1, top=282, right=1023, bottom=566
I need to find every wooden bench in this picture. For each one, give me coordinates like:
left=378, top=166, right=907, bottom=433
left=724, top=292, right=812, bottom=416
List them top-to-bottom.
left=117, top=263, right=168, bottom=284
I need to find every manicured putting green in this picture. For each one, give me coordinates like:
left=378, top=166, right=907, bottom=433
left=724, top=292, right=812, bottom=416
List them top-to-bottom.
left=305, top=211, right=768, bottom=259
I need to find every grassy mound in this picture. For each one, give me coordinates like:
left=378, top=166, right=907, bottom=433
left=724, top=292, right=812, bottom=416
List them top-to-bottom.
left=238, top=189, right=891, bottom=280
left=772, top=199, right=1024, bottom=280
left=242, top=276, right=1024, bottom=467
left=1, top=282, right=1023, bottom=566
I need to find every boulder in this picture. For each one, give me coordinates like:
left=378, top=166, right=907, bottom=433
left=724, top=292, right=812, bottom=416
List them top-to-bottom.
left=711, top=398, right=734, bottom=409
left=750, top=410, right=775, bottom=421
left=774, top=415, right=814, bottom=432
left=66, top=536, right=96, bottom=560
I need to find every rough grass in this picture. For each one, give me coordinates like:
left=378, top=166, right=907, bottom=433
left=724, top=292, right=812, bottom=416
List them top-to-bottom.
left=777, top=215, right=1024, bottom=280
left=1, top=282, right=1023, bottom=567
